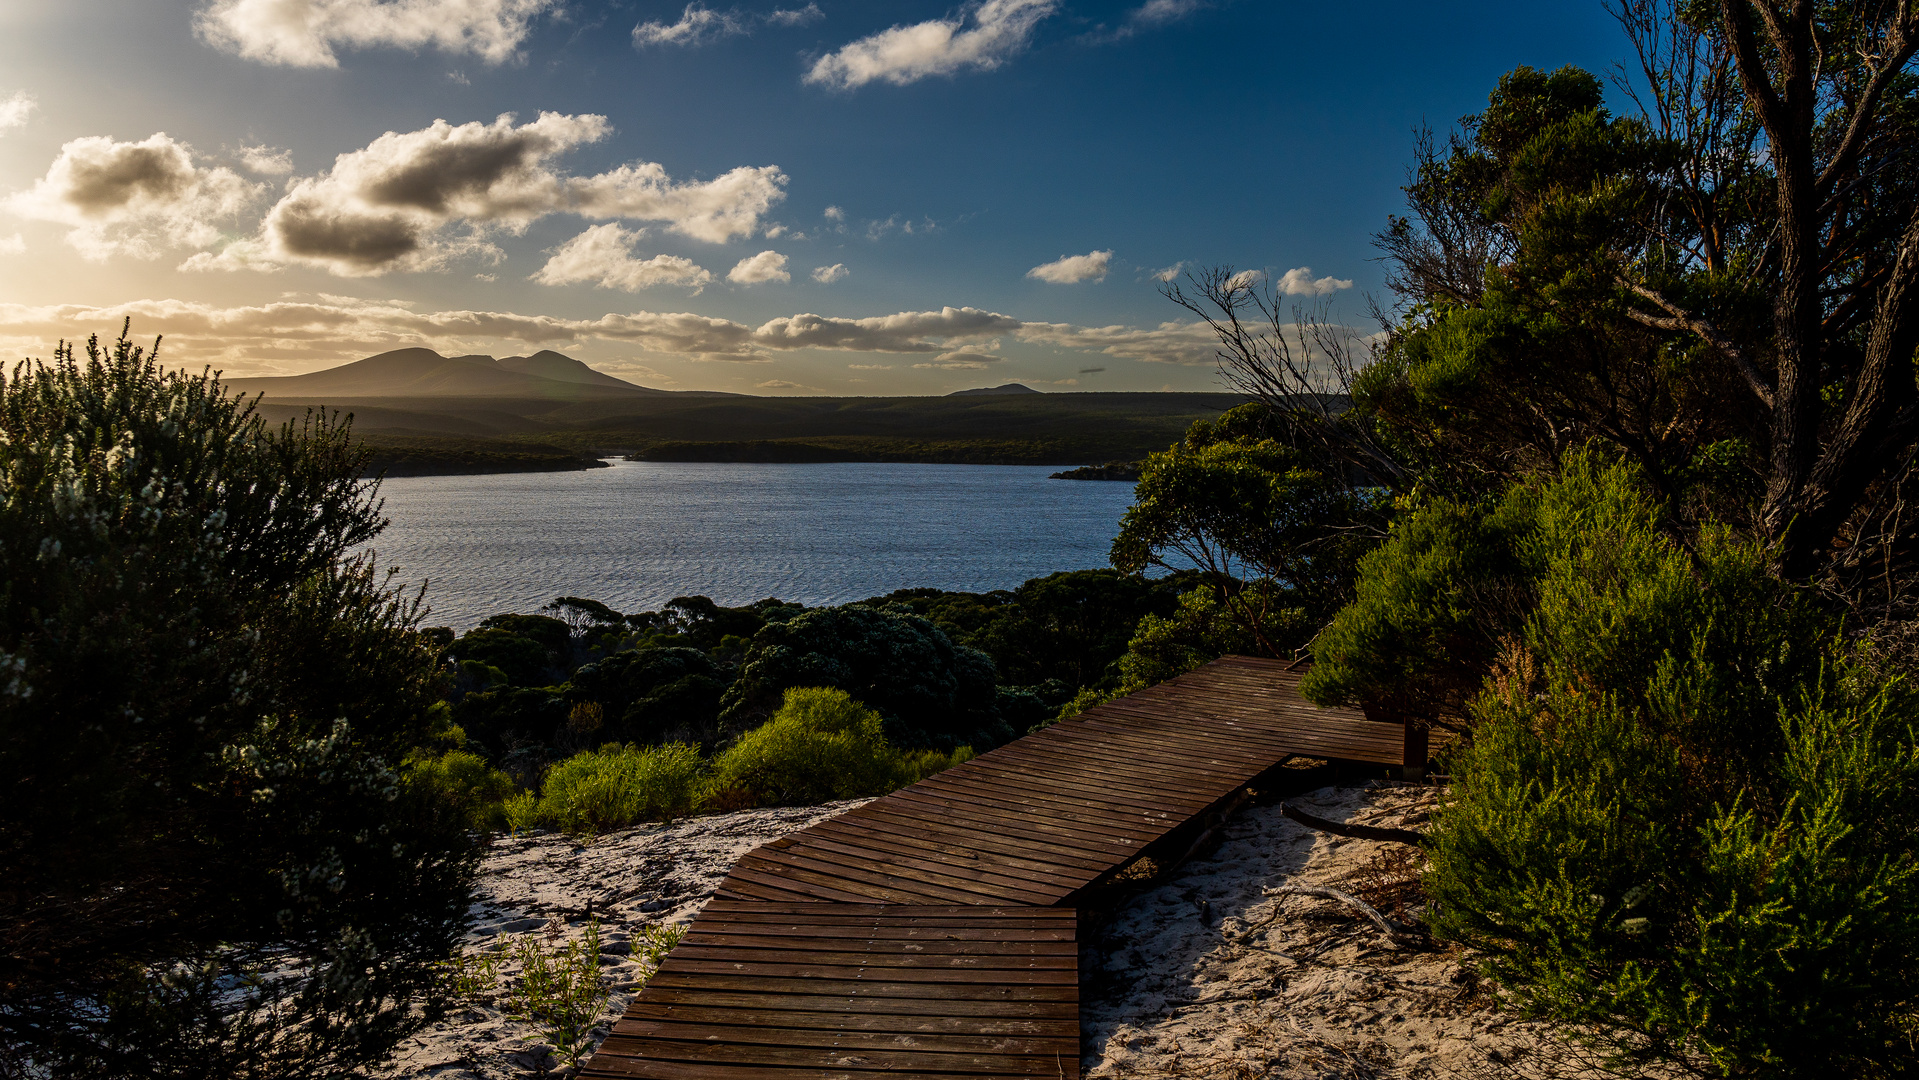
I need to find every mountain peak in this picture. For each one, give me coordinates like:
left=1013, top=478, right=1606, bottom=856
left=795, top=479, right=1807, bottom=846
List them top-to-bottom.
left=948, top=383, right=1042, bottom=397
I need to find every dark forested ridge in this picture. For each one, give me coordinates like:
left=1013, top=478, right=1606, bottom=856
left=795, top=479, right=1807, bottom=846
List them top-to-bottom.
left=253, top=387, right=1249, bottom=471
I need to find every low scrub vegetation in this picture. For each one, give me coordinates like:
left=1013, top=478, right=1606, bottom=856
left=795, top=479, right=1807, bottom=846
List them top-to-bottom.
left=461, top=688, right=975, bottom=839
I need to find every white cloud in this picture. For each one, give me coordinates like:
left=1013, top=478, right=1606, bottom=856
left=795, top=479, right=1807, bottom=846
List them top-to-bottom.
left=195, top=0, right=557, bottom=68
left=805, top=0, right=1057, bottom=89
left=1133, top=0, right=1202, bottom=23
left=634, top=3, right=822, bottom=47
left=633, top=4, right=747, bottom=47
left=767, top=4, right=823, bottom=26
left=0, top=92, right=36, bottom=136
left=246, top=111, right=603, bottom=275
left=193, top=112, right=784, bottom=276
left=5, top=133, right=262, bottom=261
left=238, top=144, right=294, bottom=175
left=567, top=161, right=786, bottom=243
left=823, top=204, right=844, bottom=220
left=532, top=224, right=712, bottom=292
left=0, top=234, right=24, bottom=255
left=728, top=249, right=790, bottom=284
left=1027, top=249, right=1111, bottom=284
left=1150, top=261, right=1184, bottom=282
left=811, top=262, right=848, bottom=283
left=1276, top=266, right=1353, bottom=296
left=1225, top=268, right=1262, bottom=291
left=754, top=306, right=1016, bottom=352
left=1016, top=319, right=1218, bottom=365
left=914, top=349, right=1003, bottom=370
left=847, top=363, right=893, bottom=370
left=758, top=378, right=814, bottom=389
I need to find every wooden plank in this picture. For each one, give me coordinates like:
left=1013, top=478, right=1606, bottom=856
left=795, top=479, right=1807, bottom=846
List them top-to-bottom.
left=768, top=831, right=1081, bottom=898
left=644, top=972, right=1079, bottom=1001
left=619, top=1002, right=1077, bottom=1036
left=609, top=1018, right=1076, bottom=1056
left=592, top=1037, right=1072, bottom=1076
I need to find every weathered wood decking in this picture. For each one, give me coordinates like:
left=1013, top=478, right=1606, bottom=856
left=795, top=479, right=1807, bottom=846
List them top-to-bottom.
left=580, top=656, right=1410, bottom=1080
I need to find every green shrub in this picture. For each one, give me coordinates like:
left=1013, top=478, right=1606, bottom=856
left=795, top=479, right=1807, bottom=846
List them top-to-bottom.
left=0, top=328, right=475, bottom=1077
left=1397, top=455, right=1919, bottom=1076
left=707, top=687, right=915, bottom=807
left=528, top=743, right=705, bottom=836
left=405, top=750, right=517, bottom=832
left=502, top=791, right=542, bottom=833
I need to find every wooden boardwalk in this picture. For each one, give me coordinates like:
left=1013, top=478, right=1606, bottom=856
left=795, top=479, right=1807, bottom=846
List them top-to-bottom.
left=580, top=657, right=1409, bottom=1080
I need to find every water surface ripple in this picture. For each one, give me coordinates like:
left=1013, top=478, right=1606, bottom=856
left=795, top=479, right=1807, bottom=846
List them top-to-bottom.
left=370, top=460, right=1139, bottom=630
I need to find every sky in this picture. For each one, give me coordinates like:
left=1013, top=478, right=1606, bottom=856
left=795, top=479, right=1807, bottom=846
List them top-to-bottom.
left=0, top=0, right=1622, bottom=395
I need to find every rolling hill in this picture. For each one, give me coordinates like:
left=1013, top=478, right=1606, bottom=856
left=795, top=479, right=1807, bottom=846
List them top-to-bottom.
left=224, top=347, right=668, bottom=401
left=233, top=347, right=1254, bottom=474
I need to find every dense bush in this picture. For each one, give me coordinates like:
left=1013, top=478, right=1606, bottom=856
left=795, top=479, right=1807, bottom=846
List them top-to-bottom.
left=0, top=329, right=474, bottom=1077
left=1330, top=456, right=1919, bottom=1075
left=719, top=604, right=1009, bottom=750
left=568, top=646, right=729, bottom=746
left=706, top=687, right=917, bottom=807
left=516, top=743, right=705, bottom=835
left=405, top=749, right=517, bottom=831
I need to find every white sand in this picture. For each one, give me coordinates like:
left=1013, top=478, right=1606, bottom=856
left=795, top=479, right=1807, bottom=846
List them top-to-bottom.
left=1081, top=780, right=1613, bottom=1079
left=371, top=783, right=1612, bottom=1078
left=368, top=800, right=869, bottom=1079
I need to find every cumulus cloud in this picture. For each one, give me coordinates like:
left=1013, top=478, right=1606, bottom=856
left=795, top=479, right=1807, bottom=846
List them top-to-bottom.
left=195, top=0, right=557, bottom=68
left=805, top=0, right=1056, bottom=89
left=633, top=4, right=747, bottom=47
left=0, top=92, right=36, bottom=136
left=245, top=111, right=601, bottom=275
left=195, top=112, right=784, bottom=276
left=5, top=133, right=262, bottom=261
left=238, top=144, right=294, bottom=174
left=566, top=161, right=788, bottom=243
left=823, top=205, right=844, bottom=221
left=532, top=223, right=712, bottom=292
left=728, top=249, right=790, bottom=284
left=1027, top=249, right=1111, bottom=284
left=1150, top=261, right=1184, bottom=282
left=811, top=262, right=848, bottom=283
left=1276, top=266, right=1353, bottom=296
left=758, top=378, right=813, bottom=389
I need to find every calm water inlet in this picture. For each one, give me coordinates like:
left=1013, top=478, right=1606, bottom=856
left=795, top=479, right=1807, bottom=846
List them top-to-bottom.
left=371, top=460, right=1141, bottom=630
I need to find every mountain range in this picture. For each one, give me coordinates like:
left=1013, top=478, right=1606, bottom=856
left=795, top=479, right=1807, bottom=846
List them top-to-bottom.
left=222, top=348, right=713, bottom=401
left=226, top=349, right=1042, bottom=401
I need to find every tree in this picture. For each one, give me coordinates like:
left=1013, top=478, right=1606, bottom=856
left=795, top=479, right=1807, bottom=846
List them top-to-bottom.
left=1376, top=1, right=1919, bottom=589
left=0, top=327, right=473, bottom=1078
left=1112, top=403, right=1384, bottom=655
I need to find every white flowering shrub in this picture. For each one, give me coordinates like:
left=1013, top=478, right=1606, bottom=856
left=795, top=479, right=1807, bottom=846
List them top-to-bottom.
left=0, top=325, right=474, bottom=1078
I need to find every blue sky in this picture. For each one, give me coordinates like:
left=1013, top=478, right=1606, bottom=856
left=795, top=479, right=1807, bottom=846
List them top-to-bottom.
left=0, top=0, right=1621, bottom=394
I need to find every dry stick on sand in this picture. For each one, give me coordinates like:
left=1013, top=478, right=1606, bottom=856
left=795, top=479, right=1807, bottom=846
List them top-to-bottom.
left=1273, top=802, right=1429, bottom=949
left=1279, top=802, right=1425, bottom=847
left=1264, top=885, right=1425, bottom=948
